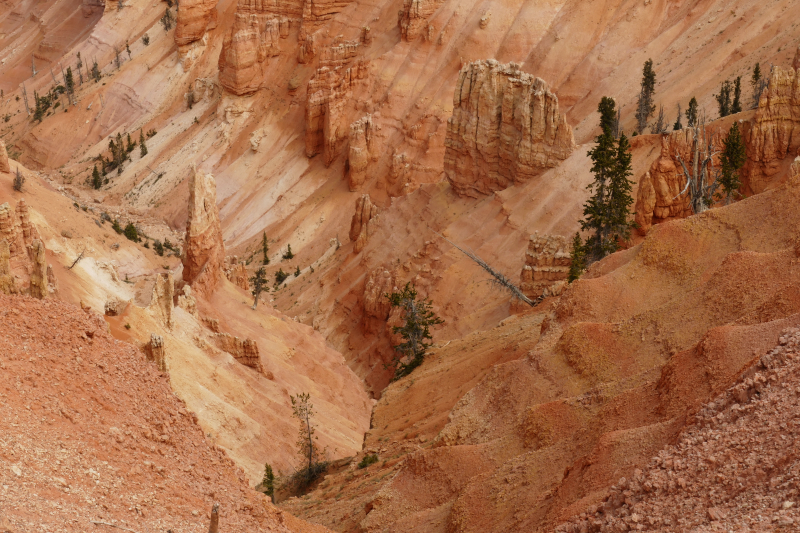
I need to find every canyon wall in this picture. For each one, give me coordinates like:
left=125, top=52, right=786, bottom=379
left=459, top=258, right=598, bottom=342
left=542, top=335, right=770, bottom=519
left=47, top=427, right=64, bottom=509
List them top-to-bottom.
left=175, top=0, right=218, bottom=46
left=398, top=0, right=444, bottom=41
left=742, top=47, right=800, bottom=195
left=444, top=60, right=575, bottom=198
left=347, top=114, right=373, bottom=190
left=182, top=167, right=225, bottom=295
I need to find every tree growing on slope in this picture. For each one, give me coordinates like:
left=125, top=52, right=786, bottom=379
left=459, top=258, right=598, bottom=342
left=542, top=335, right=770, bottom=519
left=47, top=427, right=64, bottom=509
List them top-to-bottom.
left=635, top=59, right=656, bottom=134
left=751, top=63, right=768, bottom=109
left=731, top=76, right=742, bottom=115
left=715, top=79, right=733, bottom=118
left=685, top=97, right=699, bottom=128
left=581, top=98, right=635, bottom=263
left=673, top=103, right=683, bottom=131
left=674, top=117, right=721, bottom=215
left=717, top=122, right=747, bottom=204
left=139, top=129, right=147, bottom=157
left=91, top=165, right=102, bottom=190
left=261, top=232, right=270, bottom=264
left=568, top=233, right=587, bottom=282
left=249, top=267, right=268, bottom=309
left=387, top=282, right=444, bottom=379
left=290, top=393, right=326, bottom=486
left=261, top=463, right=275, bottom=502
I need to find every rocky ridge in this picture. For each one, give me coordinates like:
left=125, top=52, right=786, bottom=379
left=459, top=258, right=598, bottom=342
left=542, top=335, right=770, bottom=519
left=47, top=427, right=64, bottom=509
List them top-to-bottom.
left=444, top=60, right=575, bottom=198
left=182, top=167, right=225, bottom=296
left=349, top=194, right=378, bottom=254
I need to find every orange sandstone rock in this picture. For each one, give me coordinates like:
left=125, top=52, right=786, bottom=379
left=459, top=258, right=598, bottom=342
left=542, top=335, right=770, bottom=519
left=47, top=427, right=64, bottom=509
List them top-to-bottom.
left=175, top=0, right=218, bottom=47
left=398, top=0, right=444, bottom=41
left=444, top=60, right=575, bottom=198
left=348, top=115, right=373, bottom=190
left=0, top=140, right=10, bottom=173
left=182, top=167, right=225, bottom=295
left=349, top=194, right=378, bottom=253
left=519, top=233, right=571, bottom=301
left=28, top=239, right=47, bottom=299
left=225, top=258, right=250, bottom=291
left=215, top=333, right=264, bottom=373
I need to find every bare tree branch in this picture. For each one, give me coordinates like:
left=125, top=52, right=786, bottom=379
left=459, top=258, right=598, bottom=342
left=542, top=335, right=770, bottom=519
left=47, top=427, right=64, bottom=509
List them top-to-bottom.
left=431, top=230, right=535, bottom=307
left=68, top=249, right=85, bottom=270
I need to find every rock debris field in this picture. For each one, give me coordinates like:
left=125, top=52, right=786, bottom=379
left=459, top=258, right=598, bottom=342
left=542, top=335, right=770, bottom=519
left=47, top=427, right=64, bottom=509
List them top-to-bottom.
left=0, top=294, right=320, bottom=533
left=559, top=325, right=800, bottom=533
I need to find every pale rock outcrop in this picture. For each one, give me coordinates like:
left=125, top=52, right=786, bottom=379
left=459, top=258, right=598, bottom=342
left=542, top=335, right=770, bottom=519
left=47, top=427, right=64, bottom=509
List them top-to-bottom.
left=175, top=0, right=218, bottom=46
left=299, top=0, right=355, bottom=40
left=398, top=0, right=444, bottom=41
left=305, top=44, right=369, bottom=164
left=742, top=47, right=800, bottom=195
left=444, top=60, right=575, bottom=198
left=348, top=115, right=373, bottom=190
left=634, top=128, right=721, bottom=234
left=0, top=140, right=10, bottom=173
left=791, top=156, right=800, bottom=186
left=182, top=167, right=225, bottom=295
left=349, top=194, right=378, bottom=253
left=0, top=199, right=39, bottom=259
left=519, top=233, right=571, bottom=301
left=28, top=239, right=47, bottom=299
left=0, top=240, right=16, bottom=295
left=225, top=258, right=250, bottom=291
left=363, top=268, right=396, bottom=334
left=147, top=273, right=174, bottom=329
left=177, top=285, right=199, bottom=317
left=104, top=298, right=126, bottom=316
left=144, top=333, right=168, bottom=373
left=215, top=333, right=263, bottom=373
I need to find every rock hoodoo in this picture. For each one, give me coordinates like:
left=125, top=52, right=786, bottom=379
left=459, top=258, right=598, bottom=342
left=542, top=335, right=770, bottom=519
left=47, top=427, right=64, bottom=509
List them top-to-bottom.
left=175, top=0, right=218, bottom=46
left=398, top=0, right=444, bottom=41
left=305, top=40, right=369, bottom=164
left=742, top=47, right=800, bottom=195
left=444, top=60, right=575, bottom=198
left=348, top=114, right=373, bottom=190
left=634, top=128, right=721, bottom=235
left=0, top=140, right=10, bottom=173
left=182, top=167, right=225, bottom=295
left=349, top=194, right=378, bottom=253
left=519, top=233, right=571, bottom=301
left=0, top=239, right=15, bottom=294
left=28, top=239, right=47, bottom=299
left=225, top=258, right=250, bottom=291
left=363, top=267, right=396, bottom=334
left=147, top=273, right=174, bottom=329
left=144, top=333, right=168, bottom=373
left=215, top=333, right=264, bottom=373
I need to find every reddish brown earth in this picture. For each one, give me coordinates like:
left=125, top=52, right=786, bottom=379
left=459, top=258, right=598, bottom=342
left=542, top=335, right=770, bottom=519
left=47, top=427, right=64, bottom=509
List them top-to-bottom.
left=0, top=293, right=327, bottom=533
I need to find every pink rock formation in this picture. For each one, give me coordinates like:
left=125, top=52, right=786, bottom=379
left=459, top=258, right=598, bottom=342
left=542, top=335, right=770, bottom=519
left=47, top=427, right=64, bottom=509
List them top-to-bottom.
left=175, top=0, right=218, bottom=47
left=299, top=0, right=355, bottom=40
left=398, top=0, right=444, bottom=41
left=218, top=3, right=293, bottom=95
left=742, top=47, right=800, bottom=195
left=305, top=54, right=369, bottom=165
left=444, top=60, right=575, bottom=198
left=348, top=115, right=373, bottom=191
left=634, top=128, right=721, bottom=235
left=0, top=140, right=10, bottom=174
left=182, top=167, right=225, bottom=295
left=349, top=194, right=378, bottom=253
left=0, top=199, right=41, bottom=260
left=519, top=233, right=571, bottom=301
left=0, top=239, right=16, bottom=295
left=28, top=239, right=47, bottom=299
left=225, top=259, right=250, bottom=291
left=363, top=267, right=396, bottom=334
left=147, top=273, right=174, bottom=329
left=144, top=333, right=168, bottom=373
left=215, top=333, right=264, bottom=373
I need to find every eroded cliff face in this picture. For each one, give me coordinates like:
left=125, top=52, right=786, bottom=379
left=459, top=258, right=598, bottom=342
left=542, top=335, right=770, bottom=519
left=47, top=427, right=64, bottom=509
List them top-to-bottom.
left=175, top=0, right=218, bottom=47
left=398, top=0, right=444, bottom=41
left=742, top=47, right=800, bottom=195
left=444, top=60, right=575, bottom=198
left=347, top=114, right=373, bottom=191
left=0, top=140, right=10, bottom=174
left=182, top=167, right=225, bottom=295
left=349, top=194, right=378, bottom=254
left=0, top=198, right=50, bottom=297
left=519, top=232, right=571, bottom=301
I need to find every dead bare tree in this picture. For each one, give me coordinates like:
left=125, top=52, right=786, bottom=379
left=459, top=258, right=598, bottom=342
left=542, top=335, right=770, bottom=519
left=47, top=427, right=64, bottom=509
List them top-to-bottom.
left=31, top=55, right=37, bottom=77
left=650, top=104, right=667, bottom=134
left=673, top=116, right=720, bottom=215
left=432, top=230, right=535, bottom=307
left=68, top=250, right=85, bottom=270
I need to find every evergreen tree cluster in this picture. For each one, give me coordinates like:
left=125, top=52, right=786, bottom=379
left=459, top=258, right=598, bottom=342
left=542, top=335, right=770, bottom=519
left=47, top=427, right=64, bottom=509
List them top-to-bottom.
left=635, top=59, right=656, bottom=134
left=715, top=77, right=742, bottom=118
left=718, top=122, right=747, bottom=204
left=387, top=282, right=444, bottom=380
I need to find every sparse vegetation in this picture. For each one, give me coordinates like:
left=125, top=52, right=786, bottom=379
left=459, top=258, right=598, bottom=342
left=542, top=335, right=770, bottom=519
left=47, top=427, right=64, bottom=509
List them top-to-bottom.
left=161, top=8, right=174, bottom=31
left=142, top=33, right=150, bottom=46
left=635, top=59, right=656, bottom=134
left=751, top=63, right=767, bottom=109
left=581, top=97, right=635, bottom=263
left=685, top=97, right=698, bottom=128
left=673, top=103, right=683, bottom=131
left=717, top=122, right=747, bottom=204
left=139, top=130, right=148, bottom=157
left=13, top=168, right=24, bottom=192
left=112, top=219, right=123, bottom=234
left=123, top=223, right=140, bottom=242
left=261, top=232, right=270, bottom=264
left=568, top=233, right=587, bottom=282
left=153, top=240, right=164, bottom=256
left=282, top=244, right=294, bottom=260
left=294, top=266, right=300, bottom=277
left=250, top=267, right=269, bottom=309
left=275, top=268, right=289, bottom=286
left=387, top=282, right=444, bottom=379
left=290, top=393, right=328, bottom=487
left=358, top=454, right=379, bottom=469
left=261, top=463, right=275, bottom=501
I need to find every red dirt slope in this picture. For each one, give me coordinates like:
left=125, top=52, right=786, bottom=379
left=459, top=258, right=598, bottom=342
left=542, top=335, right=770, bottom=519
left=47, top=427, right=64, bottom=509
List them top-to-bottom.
left=0, top=294, right=327, bottom=533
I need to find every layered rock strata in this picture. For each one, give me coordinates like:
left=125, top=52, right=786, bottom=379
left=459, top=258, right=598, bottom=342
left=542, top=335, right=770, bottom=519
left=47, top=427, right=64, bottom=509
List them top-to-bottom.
left=175, top=0, right=218, bottom=46
left=398, top=0, right=444, bottom=41
left=305, top=43, right=369, bottom=164
left=742, top=47, right=800, bottom=195
left=444, top=60, right=575, bottom=198
left=348, top=115, right=373, bottom=190
left=634, top=128, right=721, bottom=235
left=0, top=140, right=10, bottom=173
left=182, top=167, right=225, bottom=295
left=349, top=194, right=378, bottom=253
left=0, top=199, right=40, bottom=258
left=519, top=233, right=571, bottom=300
left=28, top=239, right=47, bottom=299
left=0, top=240, right=16, bottom=294
left=225, top=258, right=250, bottom=291
left=147, top=273, right=174, bottom=329
left=145, top=333, right=168, bottom=373
left=215, top=333, right=264, bottom=373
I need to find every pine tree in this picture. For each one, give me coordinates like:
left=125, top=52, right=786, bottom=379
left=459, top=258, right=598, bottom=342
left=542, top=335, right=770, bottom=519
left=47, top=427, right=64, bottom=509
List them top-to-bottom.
left=91, top=59, right=100, bottom=82
left=634, top=59, right=656, bottom=134
left=751, top=63, right=764, bottom=109
left=65, top=67, right=75, bottom=99
left=731, top=76, right=742, bottom=114
left=715, top=80, right=733, bottom=117
left=33, top=91, right=44, bottom=122
left=598, top=97, right=617, bottom=138
left=685, top=97, right=699, bottom=128
left=582, top=99, right=635, bottom=263
left=673, top=103, right=683, bottom=130
left=717, top=122, right=747, bottom=204
left=139, top=130, right=147, bottom=157
left=126, top=133, right=135, bottom=153
left=91, top=165, right=102, bottom=189
left=112, top=219, right=123, bottom=234
left=123, top=223, right=140, bottom=242
left=262, top=232, right=270, bottom=264
left=568, top=233, right=586, bottom=282
left=282, top=244, right=294, bottom=260
left=249, top=266, right=269, bottom=309
left=294, top=266, right=300, bottom=277
left=387, top=282, right=444, bottom=379
left=290, top=393, right=326, bottom=485
left=261, top=463, right=275, bottom=502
